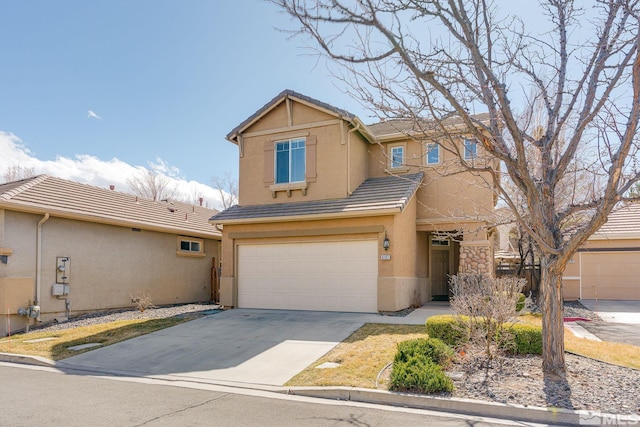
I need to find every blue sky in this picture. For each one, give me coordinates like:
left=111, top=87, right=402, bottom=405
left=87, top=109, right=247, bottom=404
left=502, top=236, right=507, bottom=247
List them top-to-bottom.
left=0, top=1, right=370, bottom=206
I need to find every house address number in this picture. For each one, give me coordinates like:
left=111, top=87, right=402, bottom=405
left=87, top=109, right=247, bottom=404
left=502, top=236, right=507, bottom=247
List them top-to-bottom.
left=380, top=254, right=391, bottom=260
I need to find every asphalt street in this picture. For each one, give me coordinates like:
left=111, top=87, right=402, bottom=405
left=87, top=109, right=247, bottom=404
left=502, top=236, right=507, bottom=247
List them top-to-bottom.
left=0, top=363, right=529, bottom=427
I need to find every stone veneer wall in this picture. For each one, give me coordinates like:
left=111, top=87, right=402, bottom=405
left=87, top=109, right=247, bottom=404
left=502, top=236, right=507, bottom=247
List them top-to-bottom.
left=459, top=242, right=493, bottom=275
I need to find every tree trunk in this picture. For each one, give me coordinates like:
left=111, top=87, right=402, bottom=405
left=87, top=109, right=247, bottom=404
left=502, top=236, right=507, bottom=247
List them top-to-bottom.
left=539, top=255, right=565, bottom=377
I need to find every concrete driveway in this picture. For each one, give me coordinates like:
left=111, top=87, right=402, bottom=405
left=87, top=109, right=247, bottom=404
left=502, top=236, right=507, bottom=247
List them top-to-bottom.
left=576, top=300, right=640, bottom=346
left=56, top=306, right=447, bottom=387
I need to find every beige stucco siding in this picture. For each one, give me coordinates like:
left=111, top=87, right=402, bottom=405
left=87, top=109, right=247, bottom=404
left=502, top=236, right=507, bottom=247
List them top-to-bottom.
left=239, top=101, right=373, bottom=206
left=367, top=138, right=495, bottom=221
left=0, top=210, right=219, bottom=335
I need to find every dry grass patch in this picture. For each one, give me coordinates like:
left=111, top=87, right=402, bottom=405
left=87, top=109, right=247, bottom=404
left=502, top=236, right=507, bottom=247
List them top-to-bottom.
left=518, top=313, right=640, bottom=369
left=0, top=317, right=187, bottom=360
left=286, top=323, right=428, bottom=389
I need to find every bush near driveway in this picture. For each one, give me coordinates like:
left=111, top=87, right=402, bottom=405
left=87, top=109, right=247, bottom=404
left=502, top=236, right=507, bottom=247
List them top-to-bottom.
left=425, top=314, right=543, bottom=355
left=425, top=314, right=469, bottom=346
left=390, top=337, right=455, bottom=393
left=395, top=337, right=455, bottom=367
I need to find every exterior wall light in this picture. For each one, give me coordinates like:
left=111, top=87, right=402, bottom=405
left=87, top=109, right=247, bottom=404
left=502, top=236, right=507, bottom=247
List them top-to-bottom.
left=383, top=235, right=390, bottom=251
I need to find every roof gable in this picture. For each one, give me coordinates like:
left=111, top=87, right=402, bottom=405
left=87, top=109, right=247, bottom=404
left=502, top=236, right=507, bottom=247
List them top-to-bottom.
left=226, top=89, right=374, bottom=143
left=0, top=175, right=220, bottom=239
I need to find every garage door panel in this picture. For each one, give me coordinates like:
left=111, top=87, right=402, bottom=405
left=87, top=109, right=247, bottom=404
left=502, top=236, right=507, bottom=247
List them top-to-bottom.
left=238, top=241, right=378, bottom=312
left=581, top=252, right=640, bottom=300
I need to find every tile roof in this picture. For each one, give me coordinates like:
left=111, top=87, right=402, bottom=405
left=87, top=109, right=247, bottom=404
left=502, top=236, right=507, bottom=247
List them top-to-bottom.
left=367, top=112, right=491, bottom=138
left=210, top=172, right=424, bottom=223
left=0, top=175, right=220, bottom=239
left=591, top=202, right=640, bottom=240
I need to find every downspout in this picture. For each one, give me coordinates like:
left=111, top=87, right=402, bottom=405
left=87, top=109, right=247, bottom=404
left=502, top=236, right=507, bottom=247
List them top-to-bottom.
left=347, top=122, right=362, bottom=196
left=35, top=213, right=50, bottom=321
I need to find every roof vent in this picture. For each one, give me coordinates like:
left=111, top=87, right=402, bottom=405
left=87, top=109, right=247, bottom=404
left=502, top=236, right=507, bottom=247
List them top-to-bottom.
left=109, top=185, right=115, bottom=191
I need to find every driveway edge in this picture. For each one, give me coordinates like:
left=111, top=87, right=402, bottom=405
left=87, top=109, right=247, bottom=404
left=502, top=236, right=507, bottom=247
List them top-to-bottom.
left=284, top=386, right=636, bottom=426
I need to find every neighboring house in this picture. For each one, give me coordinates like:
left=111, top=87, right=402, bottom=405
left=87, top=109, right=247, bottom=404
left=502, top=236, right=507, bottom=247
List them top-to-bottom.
left=210, top=90, right=498, bottom=313
left=0, top=175, right=221, bottom=336
left=563, top=202, right=640, bottom=300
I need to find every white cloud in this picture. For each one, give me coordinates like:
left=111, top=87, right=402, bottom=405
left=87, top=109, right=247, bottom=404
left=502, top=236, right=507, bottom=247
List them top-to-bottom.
left=87, top=110, right=102, bottom=120
left=0, top=131, right=226, bottom=210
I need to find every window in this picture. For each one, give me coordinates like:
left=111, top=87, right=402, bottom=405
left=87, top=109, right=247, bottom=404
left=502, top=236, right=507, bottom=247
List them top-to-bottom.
left=275, top=138, right=306, bottom=184
left=464, top=139, right=477, bottom=160
left=426, top=143, right=440, bottom=165
left=391, top=146, right=404, bottom=168
left=177, top=237, right=205, bottom=257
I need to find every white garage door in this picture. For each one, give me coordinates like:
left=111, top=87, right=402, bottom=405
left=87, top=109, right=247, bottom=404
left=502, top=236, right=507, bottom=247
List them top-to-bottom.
left=238, top=240, right=378, bottom=312
left=581, top=252, right=640, bottom=299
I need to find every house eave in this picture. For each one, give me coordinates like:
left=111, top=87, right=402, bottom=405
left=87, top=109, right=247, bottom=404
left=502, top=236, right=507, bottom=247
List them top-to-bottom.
left=210, top=207, right=402, bottom=226
left=589, top=232, right=640, bottom=241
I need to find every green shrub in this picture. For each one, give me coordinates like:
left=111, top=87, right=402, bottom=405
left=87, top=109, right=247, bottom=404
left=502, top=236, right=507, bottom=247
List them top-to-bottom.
left=516, top=293, right=526, bottom=312
left=425, top=315, right=468, bottom=347
left=509, top=323, right=543, bottom=354
left=395, top=337, right=455, bottom=367
left=390, top=355, right=454, bottom=393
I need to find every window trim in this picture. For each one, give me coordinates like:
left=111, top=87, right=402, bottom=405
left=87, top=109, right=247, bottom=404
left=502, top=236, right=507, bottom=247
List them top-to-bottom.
left=274, top=137, right=306, bottom=184
left=463, top=138, right=478, bottom=160
left=425, top=142, right=440, bottom=165
left=177, top=236, right=205, bottom=257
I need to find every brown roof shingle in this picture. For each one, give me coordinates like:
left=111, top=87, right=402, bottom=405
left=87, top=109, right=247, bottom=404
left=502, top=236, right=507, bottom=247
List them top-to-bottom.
left=210, top=172, right=424, bottom=224
left=0, top=175, right=220, bottom=239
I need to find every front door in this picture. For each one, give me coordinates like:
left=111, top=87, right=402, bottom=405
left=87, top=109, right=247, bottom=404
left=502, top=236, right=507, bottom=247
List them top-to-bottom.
left=432, top=250, right=450, bottom=297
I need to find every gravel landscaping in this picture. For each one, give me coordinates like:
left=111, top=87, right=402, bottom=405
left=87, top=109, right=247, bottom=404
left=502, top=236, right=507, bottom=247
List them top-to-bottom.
left=26, top=302, right=222, bottom=334
left=450, top=352, right=640, bottom=416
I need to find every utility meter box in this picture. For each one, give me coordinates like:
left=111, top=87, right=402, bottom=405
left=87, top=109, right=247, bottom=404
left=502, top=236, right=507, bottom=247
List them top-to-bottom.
left=56, top=257, right=70, bottom=284
left=52, top=284, right=70, bottom=296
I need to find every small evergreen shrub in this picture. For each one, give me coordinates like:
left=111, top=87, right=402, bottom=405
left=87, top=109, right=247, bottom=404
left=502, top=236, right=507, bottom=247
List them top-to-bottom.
left=425, top=315, right=468, bottom=347
left=508, top=323, right=543, bottom=354
left=395, top=337, right=455, bottom=367
left=390, top=355, right=454, bottom=393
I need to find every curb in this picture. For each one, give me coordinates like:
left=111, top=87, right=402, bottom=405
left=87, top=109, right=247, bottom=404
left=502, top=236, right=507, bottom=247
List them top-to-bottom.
left=0, top=352, right=56, bottom=367
left=284, top=386, right=638, bottom=426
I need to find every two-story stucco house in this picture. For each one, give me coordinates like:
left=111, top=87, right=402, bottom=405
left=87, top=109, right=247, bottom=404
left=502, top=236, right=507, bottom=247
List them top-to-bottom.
left=210, top=90, right=497, bottom=313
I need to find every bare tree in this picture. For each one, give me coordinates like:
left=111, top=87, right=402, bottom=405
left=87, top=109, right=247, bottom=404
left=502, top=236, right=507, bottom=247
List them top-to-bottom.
left=272, top=0, right=640, bottom=377
left=3, top=165, right=36, bottom=183
left=126, top=167, right=177, bottom=202
left=210, top=173, right=238, bottom=210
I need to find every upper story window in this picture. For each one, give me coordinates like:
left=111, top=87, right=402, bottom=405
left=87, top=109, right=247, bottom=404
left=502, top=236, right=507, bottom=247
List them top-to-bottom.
left=275, top=138, right=306, bottom=184
left=464, top=139, right=478, bottom=160
left=425, top=143, right=440, bottom=165
left=390, top=146, right=404, bottom=169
